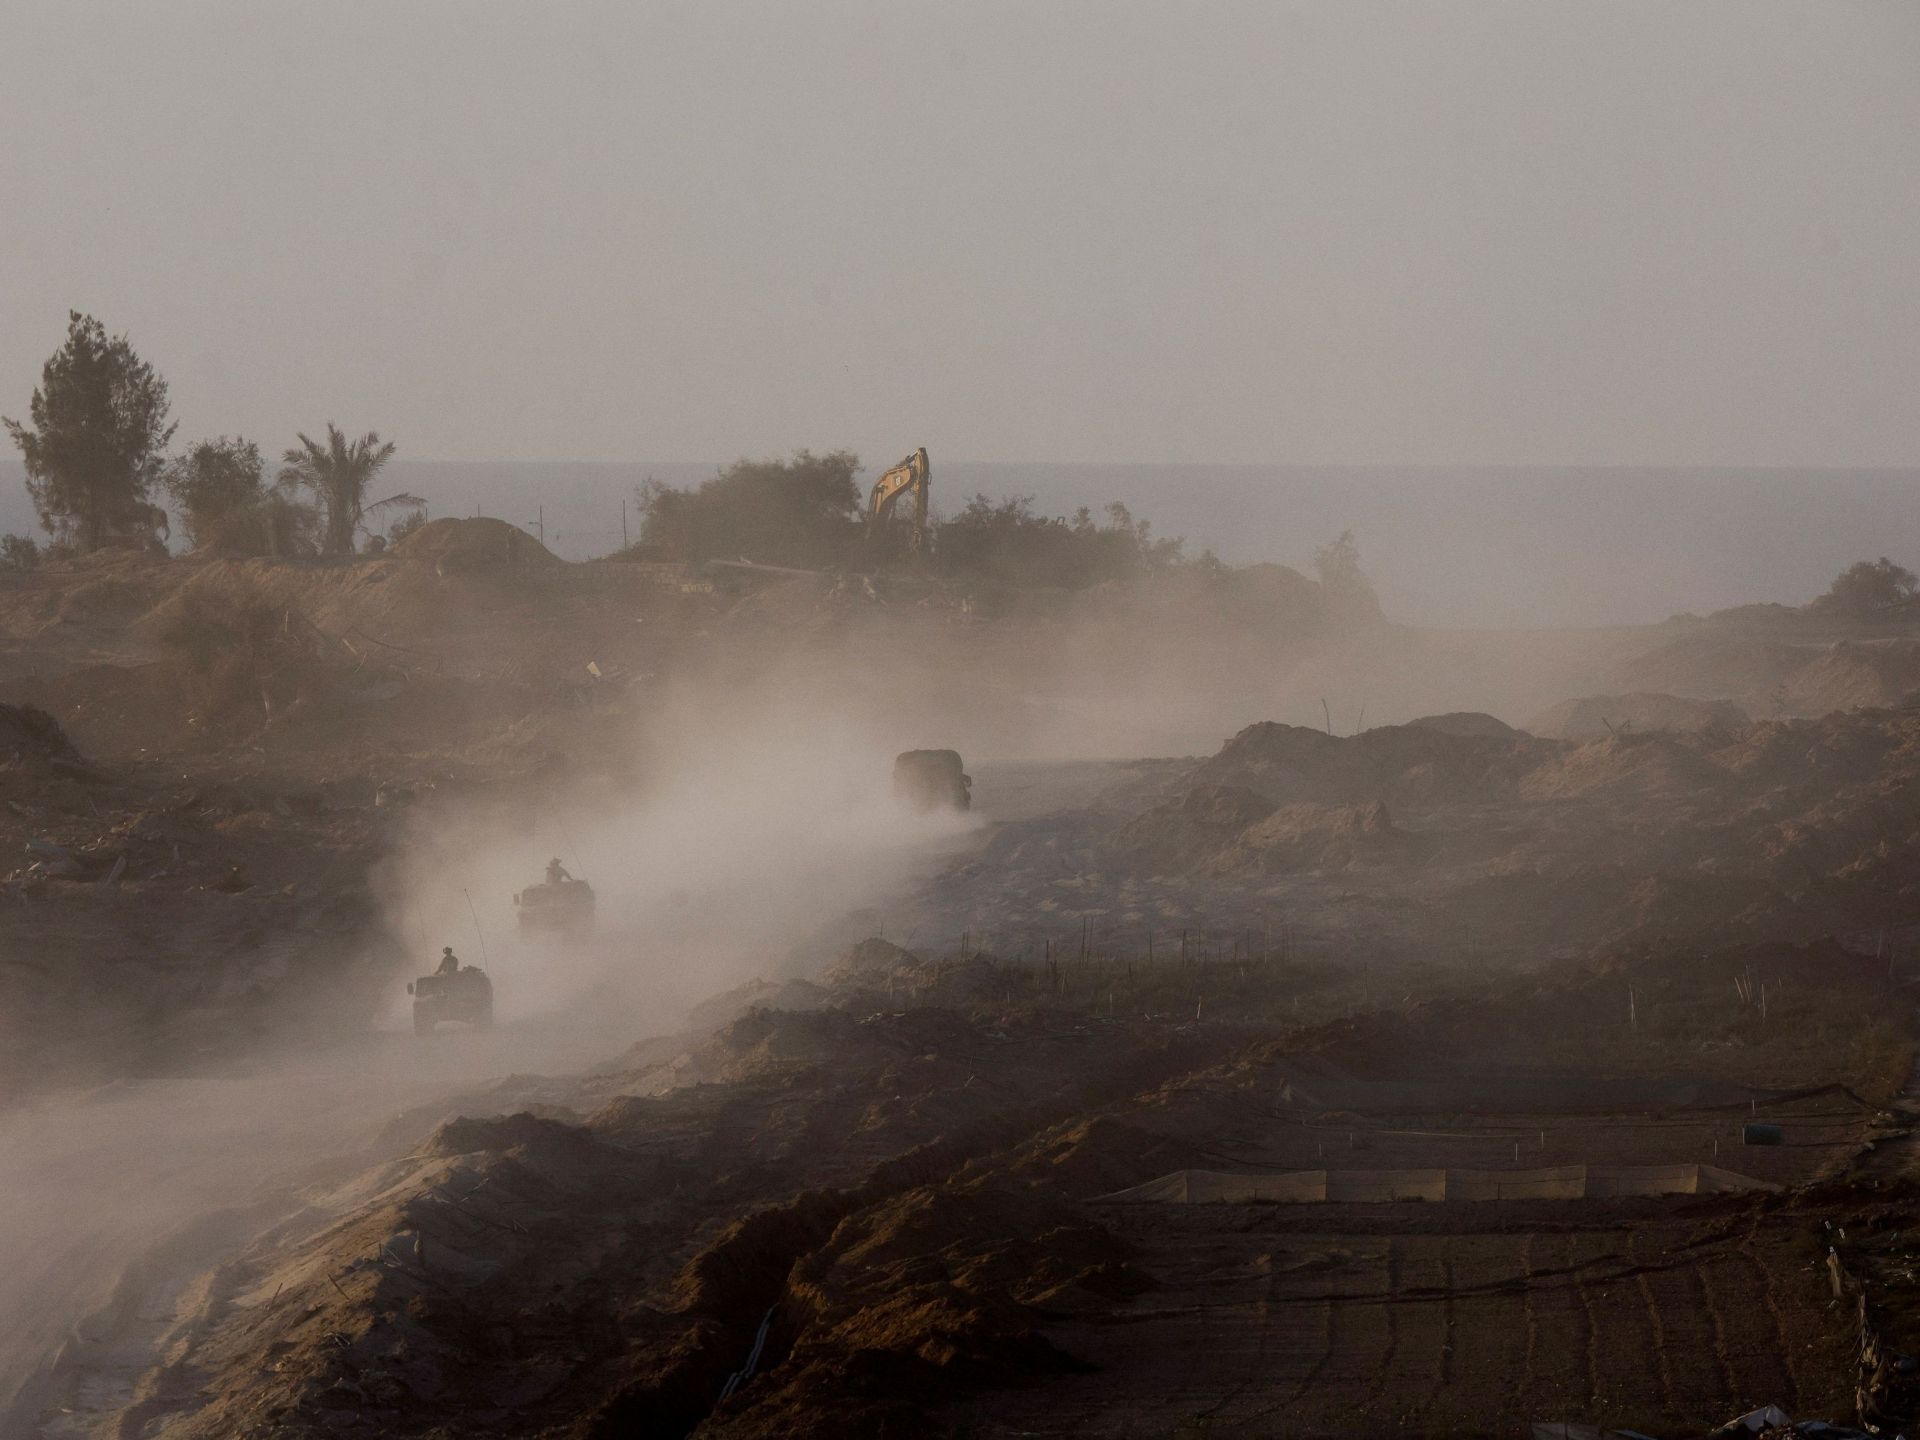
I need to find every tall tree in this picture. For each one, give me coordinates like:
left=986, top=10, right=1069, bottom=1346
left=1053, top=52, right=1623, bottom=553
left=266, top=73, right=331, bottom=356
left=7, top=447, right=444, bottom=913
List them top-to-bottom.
left=3, top=312, right=176, bottom=551
left=277, top=425, right=398, bottom=557
left=165, top=436, right=267, bottom=548
left=165, top=436, right=320, bottom=556
left=634, top=450, right=862, bottom=567
left=1313, top=529, right=1383, bottom=625
left=1810, top=557, right=1918, bottom=616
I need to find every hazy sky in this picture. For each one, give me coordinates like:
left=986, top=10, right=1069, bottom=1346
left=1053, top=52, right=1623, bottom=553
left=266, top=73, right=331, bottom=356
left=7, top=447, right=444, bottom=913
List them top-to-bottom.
left=1, top=2, right=1914, bottom=468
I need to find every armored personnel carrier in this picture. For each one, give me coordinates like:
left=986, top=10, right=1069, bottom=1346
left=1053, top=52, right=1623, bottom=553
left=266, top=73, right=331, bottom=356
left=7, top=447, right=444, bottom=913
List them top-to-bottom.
left=893, top=749, right=971, bottom=813
left=515, top=876, right=596, bottom=937
left=407, top=966, right=494, bottom=1035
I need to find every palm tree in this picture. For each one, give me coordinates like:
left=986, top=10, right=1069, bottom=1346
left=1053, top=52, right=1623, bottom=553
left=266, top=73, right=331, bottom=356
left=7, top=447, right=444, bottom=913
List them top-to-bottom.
left=278, top=425, right=399, bottom=557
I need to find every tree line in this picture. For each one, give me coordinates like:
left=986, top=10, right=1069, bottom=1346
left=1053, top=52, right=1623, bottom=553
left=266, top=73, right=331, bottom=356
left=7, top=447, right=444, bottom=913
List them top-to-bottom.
left=4, top=311, right=1397, bottom=608
left=2, top=312, right=415, bottom=566
left=627, top=449, right=1217, bottom=590
left=624, top=452, right=1394, bottom=614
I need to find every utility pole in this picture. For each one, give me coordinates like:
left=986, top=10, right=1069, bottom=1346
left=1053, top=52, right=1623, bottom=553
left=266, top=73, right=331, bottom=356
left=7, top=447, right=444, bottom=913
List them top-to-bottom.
left=622, top=496, right=629, bottom=550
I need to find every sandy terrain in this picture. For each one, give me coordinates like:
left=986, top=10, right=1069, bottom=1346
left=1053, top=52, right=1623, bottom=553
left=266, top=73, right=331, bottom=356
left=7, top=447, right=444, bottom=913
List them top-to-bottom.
left=4, top=530, right=1920, bottom=1437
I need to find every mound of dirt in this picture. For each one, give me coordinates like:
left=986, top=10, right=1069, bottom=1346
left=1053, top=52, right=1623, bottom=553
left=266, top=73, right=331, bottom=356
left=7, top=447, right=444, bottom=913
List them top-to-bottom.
left=391, top=516, right=562, bottom=574
left=140, top=587, right=367, bottom=743
left=1608, top=629, right=1920, bottom=721
left=1610, top=631, right=1807, bottom=705
left=1778, top=639, right=1920, bottom=715
left=1527, top=691, right=1749, bottom=740
left=0, top=703, right=80, bottom=764
left=1404, top=711, right=1518, bottom=738
left=1712, top=712, right=1912, bottom=791
left=1192, top=721, right=1551, bottom=812
left=1192, top=722, right=1342, bottom=793
left=1516, top=732, right=1734, bottom=804
left=1103, top=784, right=1276, bottom=875
left=1207, top=799, right=1417, bottom=874
left=823, top=936, right=921, bottom=984
left=686, top=975, right=834, bottom=1033
left=427, top=1109, right=611, bottom=1162
left=992, top=1115, right=1216, bottom=1198
left=781, top=1182, right=1138, bottom=1355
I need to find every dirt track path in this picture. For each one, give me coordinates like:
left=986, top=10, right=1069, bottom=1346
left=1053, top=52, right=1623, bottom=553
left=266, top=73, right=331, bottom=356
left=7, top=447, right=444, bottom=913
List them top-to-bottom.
left=0, top=756, right=1074, bottom=1433
left=0, top=1014, right=647, bottom=1434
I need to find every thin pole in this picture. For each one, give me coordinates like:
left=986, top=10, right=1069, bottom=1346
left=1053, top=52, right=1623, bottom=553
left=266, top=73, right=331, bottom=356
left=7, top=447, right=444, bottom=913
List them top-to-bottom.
left=622, top=496, right=629, bottom=550
left=464, top=887, right=491, bottom=966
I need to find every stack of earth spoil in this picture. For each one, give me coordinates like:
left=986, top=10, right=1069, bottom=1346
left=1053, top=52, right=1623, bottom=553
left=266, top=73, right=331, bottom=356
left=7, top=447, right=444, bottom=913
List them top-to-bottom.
left=391, top=516, right=563, bottom=575
left=1526, top=690, right=1749, bottom=740
left=0, top=704, right=82, bottom=765
left=823, top=937, right=919, bottom=987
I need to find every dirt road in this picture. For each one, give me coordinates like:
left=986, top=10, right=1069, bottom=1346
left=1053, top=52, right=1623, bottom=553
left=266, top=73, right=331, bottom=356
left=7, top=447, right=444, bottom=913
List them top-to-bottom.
left=0, top=758, right=1021, bottom=1433
left=0, top=1013, right=664, bottom=1432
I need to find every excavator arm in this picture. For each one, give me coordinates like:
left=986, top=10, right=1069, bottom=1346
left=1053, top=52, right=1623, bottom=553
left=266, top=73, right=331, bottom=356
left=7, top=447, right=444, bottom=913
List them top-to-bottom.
left=866, top=447, right=931, bottom=551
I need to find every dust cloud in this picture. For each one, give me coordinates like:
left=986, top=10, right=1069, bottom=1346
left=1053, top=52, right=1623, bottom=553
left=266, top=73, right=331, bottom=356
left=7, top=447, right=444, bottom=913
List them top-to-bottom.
left=0, top=543, right=1766, bottom=1425
left=638, top=570, right=1643, bottom=768
left=382, top=686, right=981, bottom=1029
left=0, top=687, right=980, bottom=1425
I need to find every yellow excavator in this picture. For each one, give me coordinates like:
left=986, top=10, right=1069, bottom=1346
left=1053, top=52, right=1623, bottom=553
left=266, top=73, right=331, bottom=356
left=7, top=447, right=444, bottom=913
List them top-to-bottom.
left=866, top=447, right=930, bottom=552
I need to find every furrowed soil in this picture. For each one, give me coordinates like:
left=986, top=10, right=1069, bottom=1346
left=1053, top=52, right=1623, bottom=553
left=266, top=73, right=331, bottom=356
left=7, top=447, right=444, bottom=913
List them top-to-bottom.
left=10, top=531, right=1920, bottom=1439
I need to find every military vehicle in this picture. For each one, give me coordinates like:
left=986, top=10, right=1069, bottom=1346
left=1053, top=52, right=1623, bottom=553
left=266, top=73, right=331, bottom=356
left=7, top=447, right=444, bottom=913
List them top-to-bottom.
left=893, top=749, right=971, bottom=812
left=515, top=876, right=596, bottom=937
left=407, top=966, right=494, bottom=1035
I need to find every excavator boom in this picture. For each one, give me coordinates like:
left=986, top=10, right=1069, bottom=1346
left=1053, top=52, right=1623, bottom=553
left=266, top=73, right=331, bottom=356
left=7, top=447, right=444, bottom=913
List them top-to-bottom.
left=866, top=447, right=930, bottom=551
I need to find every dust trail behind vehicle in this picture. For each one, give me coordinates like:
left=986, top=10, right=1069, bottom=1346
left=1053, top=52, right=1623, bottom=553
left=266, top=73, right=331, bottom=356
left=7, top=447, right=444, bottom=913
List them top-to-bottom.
left=0, top=693, right=985, bottom=1430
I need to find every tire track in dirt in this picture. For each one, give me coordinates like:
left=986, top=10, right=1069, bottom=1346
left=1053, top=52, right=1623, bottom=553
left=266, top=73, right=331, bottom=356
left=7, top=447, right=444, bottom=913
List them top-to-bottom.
left=1739, top=1218, right=1800, bottom=1413
left=1629, top=1227, right=1678, bottom=1415
left=1571, top=1231, right=1600, bottom=1411
left=1532, top=1232, right=1587, bottom=1413
left=1513, top=1233, right=1539, bottom=1417
left=1708, top=1235, right=1798, bottom=1410
left=1380, top=1236, right=1401, bottom=1377
left=1393, top=1238, right=1453, bottom=1431
left=1341, top=1241, right=1396, bottom=1431
left=1758, top=1244, right=1797, bottom=1413
left=1271, top=1245, right=1736, bottom=1310
left=1656, top=1246, right=1735, bottom=1414
left=1696, top=1253, right=1741, bottom=1406
left=1286, top=1274, right=1338, bottom=1407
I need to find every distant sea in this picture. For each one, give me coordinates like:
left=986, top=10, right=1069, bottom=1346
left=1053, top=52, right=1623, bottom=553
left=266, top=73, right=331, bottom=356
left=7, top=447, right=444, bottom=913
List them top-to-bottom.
left=0, top=460, right=1913, bottom=631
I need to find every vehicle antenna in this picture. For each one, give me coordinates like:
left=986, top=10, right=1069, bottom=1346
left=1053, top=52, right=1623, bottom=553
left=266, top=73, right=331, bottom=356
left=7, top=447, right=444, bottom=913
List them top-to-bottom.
left=464, top=887, right=491, bottom=966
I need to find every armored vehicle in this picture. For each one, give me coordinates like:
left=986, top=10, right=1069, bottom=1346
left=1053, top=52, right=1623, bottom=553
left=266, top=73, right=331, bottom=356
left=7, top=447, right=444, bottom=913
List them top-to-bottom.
left=893, top=749, right=971, bottom=813
left=408, top=966, right=494, bottom=1035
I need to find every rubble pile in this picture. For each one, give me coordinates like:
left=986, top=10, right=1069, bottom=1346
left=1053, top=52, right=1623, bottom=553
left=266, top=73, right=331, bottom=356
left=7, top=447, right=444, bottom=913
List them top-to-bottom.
left=935, top=708, right=1920, bottom=966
